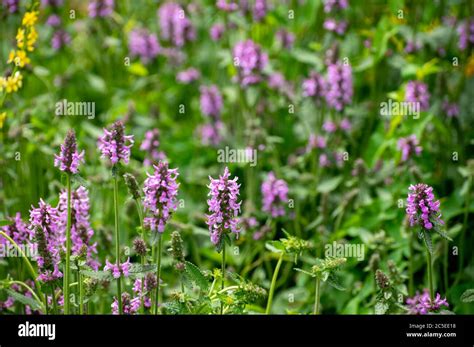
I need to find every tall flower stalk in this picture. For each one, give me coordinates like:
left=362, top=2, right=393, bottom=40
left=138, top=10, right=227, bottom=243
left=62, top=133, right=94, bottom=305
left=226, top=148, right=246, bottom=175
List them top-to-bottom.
left=98, top=120, right=134, bottom=314
left=54, top=130, right=84, bottom=314
left=143, top=161, right=179, bottom=314
left=206, top=167, right=241, bottom=314
left=124, top=172, right=146, bottom=312
left=406, top=183, right=449, bottom=302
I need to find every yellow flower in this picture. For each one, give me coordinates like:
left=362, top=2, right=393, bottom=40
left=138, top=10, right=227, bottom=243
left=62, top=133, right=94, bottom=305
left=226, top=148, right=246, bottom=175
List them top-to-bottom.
left=22, top=11, right=38, bottom=27
left=27, top=27, right=38, bottom=52
left=16, top=28, right=25, bottom=49
left=7, top=50, right=30, bottom=68
left=8, top=50, right=16, bottom=63
left=466, top=54, right=474, bottom=77
left=4, top=72, right=23, bottom=94
left=0, top=77, right=5, bottom=92
left=0, top=112, right=6, bottom=129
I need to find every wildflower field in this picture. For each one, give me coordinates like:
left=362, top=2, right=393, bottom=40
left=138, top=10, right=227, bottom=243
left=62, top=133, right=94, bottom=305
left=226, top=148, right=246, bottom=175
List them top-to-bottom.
left=1, top=0, right=474, bottom=317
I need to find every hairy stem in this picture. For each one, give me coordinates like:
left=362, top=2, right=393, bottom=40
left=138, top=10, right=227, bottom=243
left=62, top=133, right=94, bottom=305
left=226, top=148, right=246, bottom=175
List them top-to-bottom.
left=63, top=174, right=72, bottom=314
left=113, top=174, right=123, bottom=314
left=154, top=233, right=163, bottom=315
left=220, top=243, right=226, bottom=315
left=427, top=249, right=434, bottom=302
left=313, top=277, right=321, bottom=315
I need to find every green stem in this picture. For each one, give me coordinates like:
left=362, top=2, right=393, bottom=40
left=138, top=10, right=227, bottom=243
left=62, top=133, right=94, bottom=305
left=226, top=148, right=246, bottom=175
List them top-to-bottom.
left=63, top=174, right=72, bottom=314
left=113, top=174, right=123, bottom=314
left=135, top=199, right=146, bottom=314
left=409, top=231, right=414, bottom=296
left=0, top=232, right=46, bottom=311
left=154, top=233, right=162, bottom=315
left=220, top=243, right=226, bottom=315
left=427, top=249, right=434, bottom=302
left=265, top=253, right=284, bottom=314
left=79, top=272, right=84, bottom=315
left=313, top=277, right=321, bottom=315
left=50, top=284, right=58, bottom=315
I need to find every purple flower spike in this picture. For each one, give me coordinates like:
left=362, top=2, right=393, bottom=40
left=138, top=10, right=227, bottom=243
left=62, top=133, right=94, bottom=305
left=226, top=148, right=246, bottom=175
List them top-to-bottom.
left=4, top=0, right=19, bottom=13
left=88, top=0, right=114, bottom=18
left=216, top=0, right=238, bottom=12
left=253, top=0, right=268, bottom=21
left=323, top=0, right=348, bottom=13
left=158, top=2, right=196, bottom=47
left=458, top=18, right=474, bottom=51
left=210, top=24, right=225, bottom=41
left=128, top=28, right=160, bottom=64
left=276, top=29, right=295, bottom=49
left=51, top=30, right=71, bottom=51
left=233, top=40, right=268, bottom=87
left=325, top=61, right=353, bottom=111
left=177, top=68, right=200, bottom=83
left=302, top=71, right=326, bottom=101
left=405, top=81, right=430, bottom=111
left=200, top=85, right=223, bottom=118
left=442, top=101, right=459, bottom=118
left=98, top=120, right=134, bottom=165
left=140, top=129, right=166, bottom=166
left=54, top=130, right=84, bottom=174
left=397, top=135, right=422, bottom=162
left=143, top=162, right=180, bottom=233
left=206, top=167, right=241, bottom=245
left=261, top=172, right=289, bottom=218
left=406, top=184, right=444, bottom=230
left=58, top=186, right=99, bottom=270
left=30, top=199, right=62, bottom=283
left=1, top=213, right=31, bottom=246
left=104, top=258, right=131, bottom=278
left=406, top=289, right=449, bottom=314
left=112, top=292, right=140, bottom=315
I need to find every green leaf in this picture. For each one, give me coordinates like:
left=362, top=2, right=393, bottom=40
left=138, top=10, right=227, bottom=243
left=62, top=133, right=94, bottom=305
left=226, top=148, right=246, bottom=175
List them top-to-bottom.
left=317, top=176, right=343, bottom=194
left=0, top=220, right=12, bottom=227
left=434, top=228, right=453, bottom=242
left=419, top=230, right=433, bottom=254
left=265, top=240, right=284, bottom=253
left=184, top=261, right=209, bottom=291
left=128, top=264, right=156, bottom=274
left=294, top=268, right=315, bottom=278
left=80, top=270, right=111, bottom=281
left=326, top=273, right=345, bottom=291
left=6, top=289, right=42, bottom=311
left=460, top=289, right=474, bottom=303
left=375, top=301, right=389, bottom=315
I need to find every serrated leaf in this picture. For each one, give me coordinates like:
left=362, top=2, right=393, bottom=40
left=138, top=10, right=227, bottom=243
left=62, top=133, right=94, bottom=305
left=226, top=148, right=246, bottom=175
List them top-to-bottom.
left=434, top=228, right=453, bottom=241
left=419, top=230, right=433, bottom=254
left=184, top=261, right=209, bottom=291
left=128, top=264, right=156, bottom=274
left=80, top=270, right=111, bottom=281
left=326, top=273, right=345, bottom=291
left=6, top=289, right=43, bottom=311
left=460, top=289, right=474, bottom=303
left=375, top=301, right=389, bottom=315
